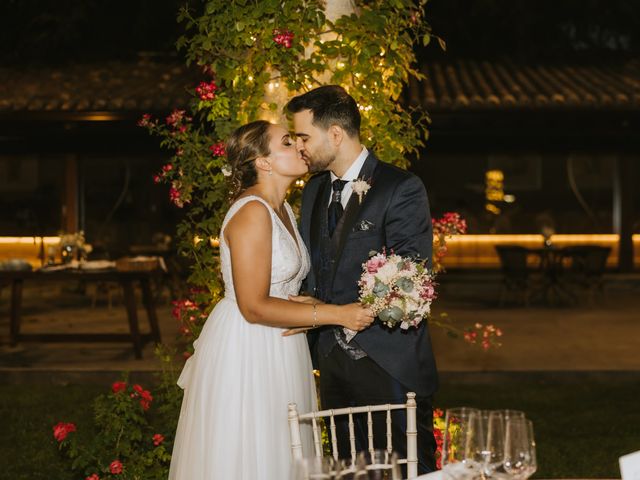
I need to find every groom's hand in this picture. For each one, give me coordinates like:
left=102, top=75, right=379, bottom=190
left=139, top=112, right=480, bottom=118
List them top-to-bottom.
left=288, top=295, right=324, bottom=305
left=282, top=326, right=314, bottom=337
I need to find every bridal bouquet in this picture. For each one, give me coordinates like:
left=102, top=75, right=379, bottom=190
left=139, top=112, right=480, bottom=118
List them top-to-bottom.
left=345, top=249, right=437, bottom=341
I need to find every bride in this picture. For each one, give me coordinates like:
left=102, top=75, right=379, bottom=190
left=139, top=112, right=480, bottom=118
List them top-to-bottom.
left=168, top=120, right=374, bottom=479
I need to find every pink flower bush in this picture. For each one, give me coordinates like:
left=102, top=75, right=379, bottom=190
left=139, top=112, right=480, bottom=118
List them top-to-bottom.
left=273, top=28, right=294, bottom=48
left=196, top=81, right=218, bottom=100
left=165, top=109, right=187, bottom=127
left=136, top=113, right=153, bottom=128
left=209, top=142, right=226, bottom=157
left=464, top=322, right=503, bottom=350
left=111, top=381, right=127, bottom=394
left=130, top=384, right=153, bottom=411
left=52, top=422, right=76, bottom=442
left=109, top=460, right=123, bottom=475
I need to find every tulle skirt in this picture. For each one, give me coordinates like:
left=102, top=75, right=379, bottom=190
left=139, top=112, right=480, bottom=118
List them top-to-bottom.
left=168, top=297, right=317, bottom=480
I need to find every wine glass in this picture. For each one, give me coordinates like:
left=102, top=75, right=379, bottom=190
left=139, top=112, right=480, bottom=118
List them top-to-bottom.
left=442, top=408, right=485, bottom=480
left=481, top=410, right=506, bottom=478
left=503, top=418, right=536, bottom=480
left=522, top=420, right=537, bottom=479
left=358, top=450, right=402, bottom=480
left=335, top=455, right=368, bottom=480
left=290, top=456, right=334, bottom=480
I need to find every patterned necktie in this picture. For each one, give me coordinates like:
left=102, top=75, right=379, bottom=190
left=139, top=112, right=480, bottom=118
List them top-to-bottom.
left=327, top=179, right=348, bottom=237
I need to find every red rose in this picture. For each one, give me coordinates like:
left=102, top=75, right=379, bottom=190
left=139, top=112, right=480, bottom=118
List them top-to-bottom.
left=195, top=81, right=218, bottom=101
left=137, top=113, right=152, bottom=127
left=209, top=142, right=226, bottom=157
left=111, top=381, right=126, bottom=394
left=132, top=384, right=144, bottom=395
left=53, top=422, right=76, bottom=442
left=153, top=433, right=165, bottom=446
left=109, top=460, right=123, bottom=475
left=86, top=474, right=100, bottom=480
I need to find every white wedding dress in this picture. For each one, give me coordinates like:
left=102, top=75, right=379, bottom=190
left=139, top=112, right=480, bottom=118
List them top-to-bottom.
left=169, top=195, right=317, bottom=480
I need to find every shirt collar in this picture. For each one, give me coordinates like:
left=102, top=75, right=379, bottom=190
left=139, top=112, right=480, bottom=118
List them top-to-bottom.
left=330, top=146, right=369, bottom=183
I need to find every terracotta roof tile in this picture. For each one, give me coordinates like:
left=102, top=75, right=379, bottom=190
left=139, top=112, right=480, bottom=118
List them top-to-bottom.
left=0, top=58, right=198, bottom=114
left=2, top=58, right=640, bottom=115
left=409, top=59, right=640, bottom=111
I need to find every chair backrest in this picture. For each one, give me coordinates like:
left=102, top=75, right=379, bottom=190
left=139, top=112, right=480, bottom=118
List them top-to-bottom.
left=495, top=245, right=529, bottom=276
left=564, top=246, right=611, bottom=277
left=288, top=392, right=418, bottom=479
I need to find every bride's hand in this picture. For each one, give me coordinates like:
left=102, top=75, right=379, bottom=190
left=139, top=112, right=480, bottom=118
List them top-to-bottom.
left=288, top=295, right=324, bottom=305
left=339, top=304, right=375, bottom=332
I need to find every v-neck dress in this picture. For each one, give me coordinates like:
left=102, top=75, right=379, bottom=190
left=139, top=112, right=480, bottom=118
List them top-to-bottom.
left=169, top=195, right=317, bottom=480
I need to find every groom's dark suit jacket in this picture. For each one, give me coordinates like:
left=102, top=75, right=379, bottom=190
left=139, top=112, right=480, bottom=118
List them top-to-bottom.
left=300, top=152, right=438, bottom=398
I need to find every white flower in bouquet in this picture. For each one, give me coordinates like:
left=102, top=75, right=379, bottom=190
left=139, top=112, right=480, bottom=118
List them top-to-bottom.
left=346, top=249, right=437, bottom=341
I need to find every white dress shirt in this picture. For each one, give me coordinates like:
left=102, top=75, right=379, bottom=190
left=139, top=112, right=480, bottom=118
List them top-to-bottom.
left=328, top=146, right=369, bottom=208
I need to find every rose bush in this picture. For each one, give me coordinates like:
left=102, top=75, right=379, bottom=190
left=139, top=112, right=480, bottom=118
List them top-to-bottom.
left=52, top=377, right=173, bottom=480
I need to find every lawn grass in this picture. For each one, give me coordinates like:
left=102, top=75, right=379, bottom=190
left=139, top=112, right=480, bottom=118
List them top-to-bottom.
left=1, top=373, right=637, bottom=479
left=436, top=373, right=638, bottom=479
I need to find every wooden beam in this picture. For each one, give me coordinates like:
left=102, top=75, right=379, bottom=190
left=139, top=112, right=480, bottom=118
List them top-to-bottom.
left=613, top=157, right=635, bottom=272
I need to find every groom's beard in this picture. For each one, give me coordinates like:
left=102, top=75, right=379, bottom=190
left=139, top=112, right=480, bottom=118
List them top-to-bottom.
left=306, top=152, right=335, bottom=173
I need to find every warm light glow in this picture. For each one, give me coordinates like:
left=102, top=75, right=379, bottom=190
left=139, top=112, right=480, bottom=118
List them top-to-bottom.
left=337, top=61, right=346, bottom=69
left=485, top=169, right=505, bottom=202
left=503, top=194, right=516, bottom=203
left=485, top=203, right=501, bottom=214
left=440, top=234, right=640, bottom=269
left=193, top=235, right=203, bottom=246
left=0, top=236, right=61, bottom=245
left=210, top=237, right=220, bottom=248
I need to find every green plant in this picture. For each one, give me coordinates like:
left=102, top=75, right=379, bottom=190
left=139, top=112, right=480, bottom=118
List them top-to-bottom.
left=141, top=0, right=436, bottom=298
left=52, top=375, right=174, bottom=480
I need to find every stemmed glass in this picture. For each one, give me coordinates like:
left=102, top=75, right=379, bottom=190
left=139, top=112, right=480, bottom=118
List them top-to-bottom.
left=442, top=408, right=485, bottom=480
left=481, top=410, right=506, bottom=478
left=503, top=418, right=537, bottom=480
left=359, top=450, right=402, bottom=480
left=291, top=456, right=334, bottom=480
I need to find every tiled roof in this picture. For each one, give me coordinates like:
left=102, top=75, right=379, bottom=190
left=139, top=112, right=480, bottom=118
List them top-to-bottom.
left=1, top=57, right=640, bottom=114
left=0, top=58, right=197, bottom=113
left=407, top=59, right=640, bottom=111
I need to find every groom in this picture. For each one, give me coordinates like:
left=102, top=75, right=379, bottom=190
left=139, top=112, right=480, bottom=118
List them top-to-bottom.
left=287, top=85, right=438, bottom=473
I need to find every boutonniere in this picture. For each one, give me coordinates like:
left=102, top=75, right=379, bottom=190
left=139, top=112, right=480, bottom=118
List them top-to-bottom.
left=352, top=178, right=371, bottom=204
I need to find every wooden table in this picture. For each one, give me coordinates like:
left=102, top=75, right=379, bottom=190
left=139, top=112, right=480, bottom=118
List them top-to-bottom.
left=1, top=268, right=163, bottom=358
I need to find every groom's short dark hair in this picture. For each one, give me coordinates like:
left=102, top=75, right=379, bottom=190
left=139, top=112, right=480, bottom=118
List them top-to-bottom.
left=286, top=85, right=360, bottom=138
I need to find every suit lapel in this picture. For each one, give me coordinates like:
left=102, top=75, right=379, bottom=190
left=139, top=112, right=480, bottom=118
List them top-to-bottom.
left=331, top=153, right=379, bottom=276
left=310, top=173, right=331, bottom=270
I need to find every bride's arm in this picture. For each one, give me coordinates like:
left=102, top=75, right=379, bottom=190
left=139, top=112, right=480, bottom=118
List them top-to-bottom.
left=225, top=201, right=372, bottom=331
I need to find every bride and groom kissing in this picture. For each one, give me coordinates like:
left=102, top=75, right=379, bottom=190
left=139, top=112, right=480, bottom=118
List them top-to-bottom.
left=168, top=85, right=438, bottom=479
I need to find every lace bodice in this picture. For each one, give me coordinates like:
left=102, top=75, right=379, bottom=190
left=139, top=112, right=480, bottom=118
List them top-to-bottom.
left=219, top=195, right=310, bottom=301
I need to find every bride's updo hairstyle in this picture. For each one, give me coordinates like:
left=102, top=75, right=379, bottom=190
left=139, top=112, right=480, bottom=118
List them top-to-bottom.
left=226, top=120, right=272, bottom=199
